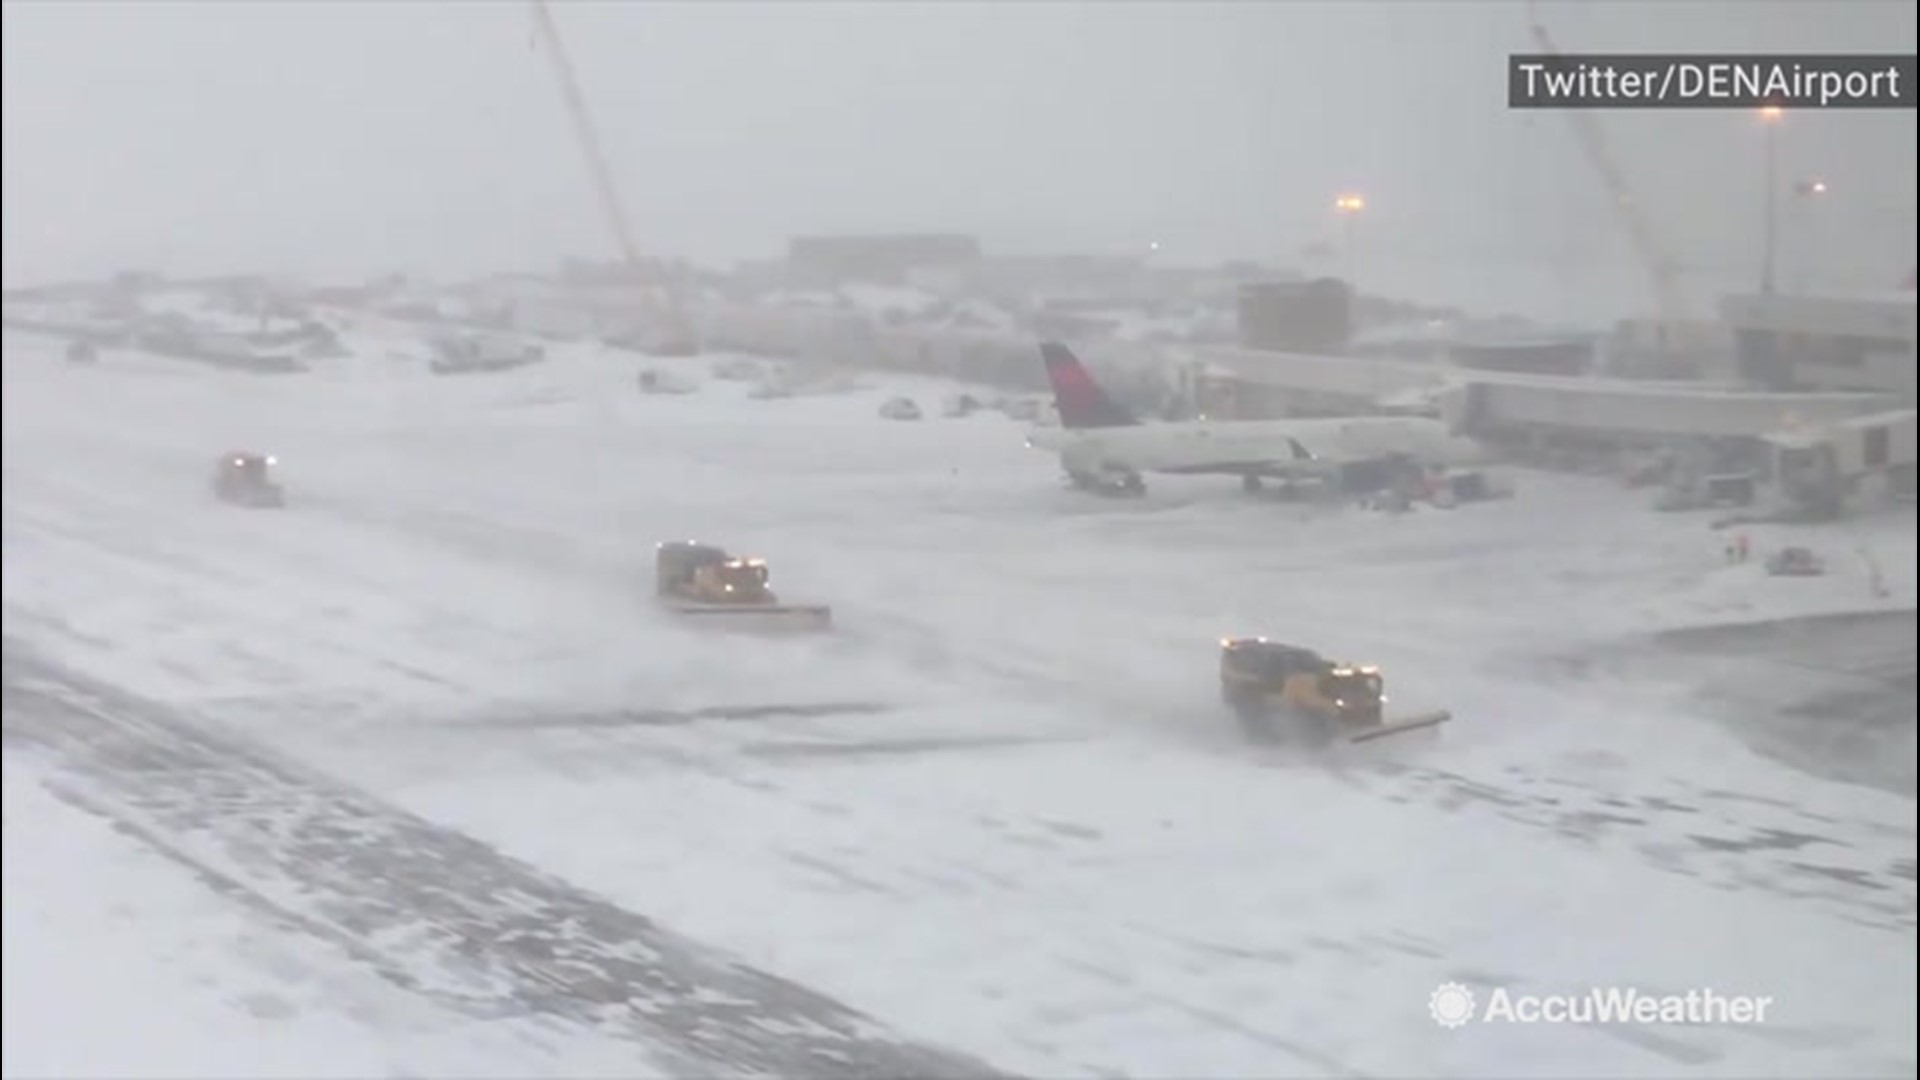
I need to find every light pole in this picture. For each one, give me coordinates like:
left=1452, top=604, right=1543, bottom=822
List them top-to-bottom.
left=1758, top=105, right=1783, bottom=294
left=1791, top=178, right=1827, bottom=293
left=1333, top=193, right=1366, bottom=285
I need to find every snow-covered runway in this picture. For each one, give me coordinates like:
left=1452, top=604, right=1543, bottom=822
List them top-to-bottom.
left=4, top=329, right=1914, bottom=1077
left=2, top=646, right=996, bottom=1079
left=1, top=751, right=676, bottom=1080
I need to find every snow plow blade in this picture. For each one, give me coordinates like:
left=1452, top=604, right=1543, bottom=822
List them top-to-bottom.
left=665, top=603, right=833, bottom=631
left=1349, top=709, right=1451, bottom=744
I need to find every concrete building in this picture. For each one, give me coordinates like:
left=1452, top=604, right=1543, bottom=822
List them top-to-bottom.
left=786, top=234, right=981, bottom=289
left=972, top=255, right=1140, bottom=304
left=1236, top=278, right=1353, bottom=353
left=1719, top=291, right=1917, bottom=396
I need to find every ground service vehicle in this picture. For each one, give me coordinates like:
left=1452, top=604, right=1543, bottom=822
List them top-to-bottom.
left=879, top=397, right=923, bottom=421
left=212, top=452, right=286, bottom=508
left=654, top=541, right=832, bottom=630
left=1765, top=546, right=1825, bottom=576
left=1218, top=637, right=1450, bottom=744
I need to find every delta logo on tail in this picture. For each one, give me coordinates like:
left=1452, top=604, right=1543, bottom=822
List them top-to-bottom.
left=1040, top=341, right=1139, bottom=429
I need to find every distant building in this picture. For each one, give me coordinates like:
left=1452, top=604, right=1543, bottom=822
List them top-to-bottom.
left=786, top=234, right=981, bottom=288
left=971, top=255, right=1140, bottom=307
left=1236, top=278, right=1353, bottom=353
left=1719, top=291, right=1917, bottom=396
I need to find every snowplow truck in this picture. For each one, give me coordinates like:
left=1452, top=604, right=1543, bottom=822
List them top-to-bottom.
left=212, top=452, right=286, bottom=508
left=654, top=541, right=831, bottom=630
left=1219, top=637, right=1449, bottom=744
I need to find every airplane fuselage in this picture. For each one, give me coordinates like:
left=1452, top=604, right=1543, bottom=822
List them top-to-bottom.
left=1027, top=416, right=1487, bottom=480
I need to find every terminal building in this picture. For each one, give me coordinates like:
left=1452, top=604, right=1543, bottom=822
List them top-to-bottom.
left=785, top=234, right=982, bottom=290
left=1236, top=278, right=1353, bottom=354
left=1190, top=284, right=1914, bottom=491
left=1721, top=288, right=1917, bottom=508
left=1718, top=290, right=1917, bottom=397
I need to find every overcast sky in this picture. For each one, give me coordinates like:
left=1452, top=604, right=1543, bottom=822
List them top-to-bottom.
left=3, top=0, right=1915, bottom=299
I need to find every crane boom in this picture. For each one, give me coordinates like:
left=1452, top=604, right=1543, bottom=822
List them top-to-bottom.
left=529, top=1, right=697, bottom=352
left=1525, top=1, right=1689, bottom=343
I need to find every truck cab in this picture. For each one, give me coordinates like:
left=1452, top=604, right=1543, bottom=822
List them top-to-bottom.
left=212, top=452, right=285, bottom=507
left=655, top=541, right=778, bottom=605
left=1220, top=637, right=1384, bottom=725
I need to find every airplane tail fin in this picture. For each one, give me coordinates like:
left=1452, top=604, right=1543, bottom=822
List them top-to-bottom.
left=1039, top=342, right=1139, bottom=429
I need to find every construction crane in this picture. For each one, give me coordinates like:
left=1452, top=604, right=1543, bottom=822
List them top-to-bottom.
left=1524, top=0, right=1691, bottom=354
left=528, top=1, right=699, bottom=355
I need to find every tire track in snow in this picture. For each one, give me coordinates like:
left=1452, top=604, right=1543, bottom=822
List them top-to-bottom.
left=1, top=643, right=1009, bottom=1080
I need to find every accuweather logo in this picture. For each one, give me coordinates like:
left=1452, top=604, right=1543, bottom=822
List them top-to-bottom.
left=1428, top=982, right=1775, bottom=1028
left=1429, top=983, right=1478, bottom=1028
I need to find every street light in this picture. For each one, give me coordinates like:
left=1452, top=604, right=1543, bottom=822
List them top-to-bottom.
left=1757, top=105, right=1784, bottom=293
left=1791, top=178, right=1828, bottom=292
left=1333, top=193, right=1366, bottom=284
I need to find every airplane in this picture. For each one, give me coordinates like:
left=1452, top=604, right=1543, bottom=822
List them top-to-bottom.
left=1024, top=341, right=1490, bottom=496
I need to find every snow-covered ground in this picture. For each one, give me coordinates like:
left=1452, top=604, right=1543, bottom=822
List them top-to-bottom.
left=3, top=325, right=1914, bottom=1078
left=0, top=757, right=667, bottom=1080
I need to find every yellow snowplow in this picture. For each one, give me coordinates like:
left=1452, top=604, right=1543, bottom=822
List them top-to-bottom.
left=212, top=451, right=287, bottom=509
left=654, top=541, right=831, bottom=631
left=1219, top=637, right=1449, bottom=744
